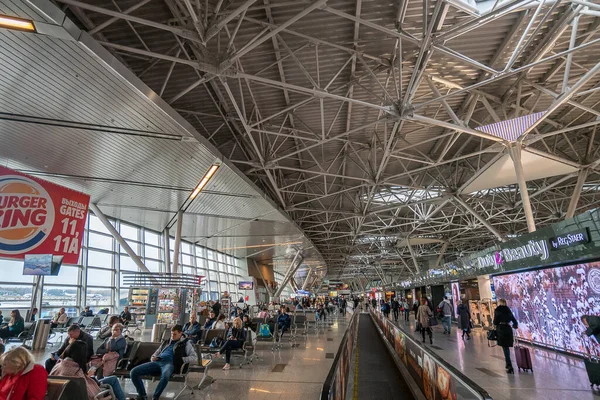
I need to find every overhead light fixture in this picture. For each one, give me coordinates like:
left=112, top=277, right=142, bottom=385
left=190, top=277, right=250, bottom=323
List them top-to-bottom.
left=0, top=15, right=35, bottom=32
left=190, top=164, right=220, bottom=199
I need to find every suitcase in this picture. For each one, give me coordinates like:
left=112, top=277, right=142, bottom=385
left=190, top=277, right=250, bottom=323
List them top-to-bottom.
left=514, top=333, right=533, bottom=372
left=583, top=341, right=600, bottom=387
left=584, top=358, right=600, bottom=388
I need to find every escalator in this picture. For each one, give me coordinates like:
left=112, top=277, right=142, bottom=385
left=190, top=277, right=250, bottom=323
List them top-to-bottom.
left=354, top=313, right=415, bottom=399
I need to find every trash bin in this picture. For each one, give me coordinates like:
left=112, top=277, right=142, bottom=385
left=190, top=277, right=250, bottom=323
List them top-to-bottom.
left=32, top=319, right=52, bottom=350
left=151, top=323, right=168, bottom=343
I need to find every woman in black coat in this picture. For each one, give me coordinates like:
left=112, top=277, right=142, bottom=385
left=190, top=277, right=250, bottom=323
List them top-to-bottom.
left=493, top=299, right=518, bottom=374
left=457, top=301, right=471, bottom=340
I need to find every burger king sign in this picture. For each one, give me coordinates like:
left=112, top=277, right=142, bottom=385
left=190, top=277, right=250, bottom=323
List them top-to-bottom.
left=0, top=166, right=90, bottom=264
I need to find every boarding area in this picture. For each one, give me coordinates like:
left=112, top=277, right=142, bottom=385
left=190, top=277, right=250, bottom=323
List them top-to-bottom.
left=2, top=0, right=600, bottom=399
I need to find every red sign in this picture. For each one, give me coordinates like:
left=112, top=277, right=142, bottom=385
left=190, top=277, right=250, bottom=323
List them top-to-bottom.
left=0, top=166, right=90, bottom=264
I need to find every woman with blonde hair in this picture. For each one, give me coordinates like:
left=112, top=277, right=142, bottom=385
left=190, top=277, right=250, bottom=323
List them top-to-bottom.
left=493, top=298, right=519, bottom=374
left=215, top=317, right=247, bottom=370
left=0, top=346, right=47, bottom=399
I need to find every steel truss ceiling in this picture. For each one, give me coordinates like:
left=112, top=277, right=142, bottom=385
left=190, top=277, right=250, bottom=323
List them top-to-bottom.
left=48, top=0, right=600, bottom=282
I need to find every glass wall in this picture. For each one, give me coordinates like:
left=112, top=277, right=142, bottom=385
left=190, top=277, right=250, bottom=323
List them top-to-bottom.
left=0, top=213, right=246, bottom=317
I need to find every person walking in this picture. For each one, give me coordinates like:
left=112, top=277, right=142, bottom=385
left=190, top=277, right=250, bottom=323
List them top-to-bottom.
left=437, top=296, right=453, bottom=334
left=391, top=297, right=400, bottom=322
left=416, top=298, right=433, bottom=344
left=493, top=298, right=518, bottom=374
left=402, top=299, right=410, bottom=321
left=457, top=301, right=471, bottom=340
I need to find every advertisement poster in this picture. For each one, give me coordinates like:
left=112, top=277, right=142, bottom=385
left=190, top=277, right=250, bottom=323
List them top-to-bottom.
left=0, top=166, right=89, bottom=264
left=494, top=261, right=600, bottom=354
left=451, top=282, right=460, bottom=318
left=371, top=309, right=458, bottom=400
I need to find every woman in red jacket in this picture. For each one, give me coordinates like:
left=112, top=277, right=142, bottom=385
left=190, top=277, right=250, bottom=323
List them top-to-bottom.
left=0, top=346, right=48, bottom=400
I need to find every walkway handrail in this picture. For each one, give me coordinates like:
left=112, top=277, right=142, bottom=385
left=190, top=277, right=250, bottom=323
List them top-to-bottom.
left=320, top=309, right=359, bottom=400
left=370, top=309, right=493, bottom=400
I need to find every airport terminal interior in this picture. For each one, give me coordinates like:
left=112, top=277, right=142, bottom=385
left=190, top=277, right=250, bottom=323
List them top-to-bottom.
left=1, top=0, right=600, bottom=399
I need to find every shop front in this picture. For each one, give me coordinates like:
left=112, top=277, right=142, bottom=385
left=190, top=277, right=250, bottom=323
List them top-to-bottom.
left=399, top=209, right=600, bottom=356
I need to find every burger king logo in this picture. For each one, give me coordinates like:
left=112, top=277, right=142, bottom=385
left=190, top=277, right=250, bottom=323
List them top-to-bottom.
left=0, top=175, right=55, bottom=254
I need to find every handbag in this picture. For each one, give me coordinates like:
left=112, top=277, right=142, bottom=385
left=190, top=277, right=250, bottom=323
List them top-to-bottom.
left=428, top=317, right=439, bottom=326
left=487, top=329, right=498, bottom=341
left=209, top=336, right=224, bottom=348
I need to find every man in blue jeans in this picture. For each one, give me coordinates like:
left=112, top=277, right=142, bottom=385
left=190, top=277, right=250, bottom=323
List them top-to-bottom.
left=438, top=296, right=453, bottom=334
left=130, top=325, right=197, bottom=400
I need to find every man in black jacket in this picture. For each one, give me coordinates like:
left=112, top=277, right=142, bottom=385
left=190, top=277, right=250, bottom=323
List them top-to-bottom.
left=120, top=306, right=132, bottom=325
left=45, top=324, right=94, bottom=373
left=130, top=325, right=197, bottom=400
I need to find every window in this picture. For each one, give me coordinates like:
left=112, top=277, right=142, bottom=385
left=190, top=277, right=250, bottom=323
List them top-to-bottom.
left=89, top=214, right=113, bottom=235
left=120, top=223, right=139, bottom=240
left=144, top=230, right=160, bottom=246
left=88, top=232, right=113, bottom=251
left=144, top=245, right=160, bottom=260
left=88, top=250, right=113, bottom=269
left=145, top=260, right=161, bottom=272
left=45, top=265, right=79, bottom=285
left=87, top=268, right=113, bottom=287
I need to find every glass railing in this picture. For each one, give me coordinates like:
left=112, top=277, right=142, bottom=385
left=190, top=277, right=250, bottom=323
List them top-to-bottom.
left=320, top=307, right=359, bottom=400
left=370, top=309, right=493, bottom=400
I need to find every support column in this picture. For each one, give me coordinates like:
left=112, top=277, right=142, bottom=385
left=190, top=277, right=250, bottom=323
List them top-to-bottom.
left=509, top=144, right=536, bottom=232
left=566, top=168, right=589, bottom=219
left=453, top=195, right=505, bottom=240
left=89, top=204, right=151, bottom=274
left=172, top=211, right=183, bottom=274
left=162, top=228, right=171, bottom=273
left=406, top=240, right=421, bottom=273
left=434, top=241, right=449, bottom=268
left=273, top=251, right=303, bottom=298
left=251, top=258, right=273, bottom=300
left=302, top=267, right=314, bottom=290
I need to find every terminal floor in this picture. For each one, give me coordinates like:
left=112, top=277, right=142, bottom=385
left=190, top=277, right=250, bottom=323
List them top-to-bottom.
left=15, top=314, right=350, bottom=400
left=391, top=315, right=600, bottom=400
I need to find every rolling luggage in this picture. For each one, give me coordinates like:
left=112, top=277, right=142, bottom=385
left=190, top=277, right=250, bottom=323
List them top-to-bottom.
left=514, top=334, right=533, bottom=372
left=583, top=341, right=600, bottom=388
left=584, top=358, right=600, bottom=388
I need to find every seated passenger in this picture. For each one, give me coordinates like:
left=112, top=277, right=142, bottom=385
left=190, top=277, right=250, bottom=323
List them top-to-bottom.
left=81, top=306, right=94, bottom=317
left=50, top=307, right=69, bottom=329
left=119, top=307, right=132, bottom=325
left=258, top=307, right=269, bottom=319
left=277, top=307, right=291, bottom=340
left=29, top=308, right=38, bottom=322
left=97, top=308, right=109, bottom=315
left=0, top=310, right=24, bottom=339
left=0, top=310, right=3, bottom=325
left=203, top=311, right=216, bottom=330
left=182, top=314, right=201, bottom=343
left=212, top=314, right=226, bottom=330
left=242, top=314, right=256, bottom=331
left=98, top=315, right=121, bottom=340
left=215, top=317, right=246, bottom=370
left=89, top=323, right=126, bottom=378
left=45, top=324, right=94, bottom=373
left=130, top=325, right=197, bottom=400
left=50, top=340, right=125, bottom=400
left=0, top=346, right=47, bottom=400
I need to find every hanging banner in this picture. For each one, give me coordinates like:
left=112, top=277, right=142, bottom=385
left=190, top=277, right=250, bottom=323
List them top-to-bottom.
left=0, top=166, right=90, bottom=264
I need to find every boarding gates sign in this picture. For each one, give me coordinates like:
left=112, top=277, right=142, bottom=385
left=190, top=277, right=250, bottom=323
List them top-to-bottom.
left=0, top=166, right=90, bottom=264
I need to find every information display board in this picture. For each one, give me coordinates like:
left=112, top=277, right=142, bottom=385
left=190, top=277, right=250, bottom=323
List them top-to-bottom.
left=0, top=166, right=90, bottom=263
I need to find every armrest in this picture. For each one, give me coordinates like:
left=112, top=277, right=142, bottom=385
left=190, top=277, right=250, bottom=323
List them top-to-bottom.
left=116, top=357, right=131, bottom=370
left=179, top=362, right=190, bottom=375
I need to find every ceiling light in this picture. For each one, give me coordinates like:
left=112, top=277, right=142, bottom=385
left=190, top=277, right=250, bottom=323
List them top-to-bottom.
left=0, top=15, right=35, bottom=32
left=190, top=164, right=219, bottom=199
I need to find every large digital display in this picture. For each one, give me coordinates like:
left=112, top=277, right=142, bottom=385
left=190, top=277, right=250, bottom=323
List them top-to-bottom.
left=493, top=261, right=600, bottom=354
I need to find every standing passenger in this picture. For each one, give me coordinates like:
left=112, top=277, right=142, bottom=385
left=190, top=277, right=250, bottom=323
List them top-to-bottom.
left=438, top=297, right=453, bottom=335
left=416, top=298, right=433, bottom=344
left=493, top=299, right=518, bottom=374
left=457, top=301, right=471, bottom=340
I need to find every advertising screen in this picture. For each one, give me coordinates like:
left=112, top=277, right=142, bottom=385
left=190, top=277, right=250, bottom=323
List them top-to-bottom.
left=23, top=254, right=52, bottom=275
left=493, top=261, right=600, bottom=354
left=239, top=281, right=253, bottom=290
left=451, top=282, right=460, bottom=318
